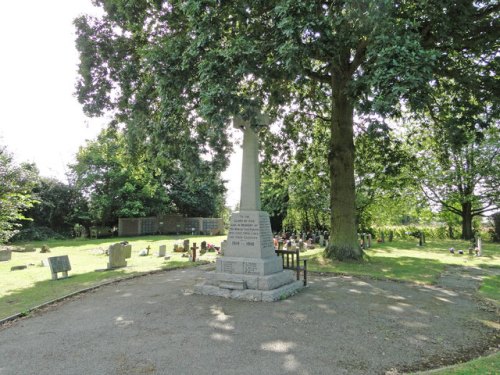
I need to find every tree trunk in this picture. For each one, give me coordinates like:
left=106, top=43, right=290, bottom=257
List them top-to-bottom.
left=325, top=71, right=362, bottom=261
left=461, top=202, right=473, bottom=240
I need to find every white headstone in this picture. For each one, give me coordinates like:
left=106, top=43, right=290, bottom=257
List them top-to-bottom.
left=157, top=245, right=166, bottom=257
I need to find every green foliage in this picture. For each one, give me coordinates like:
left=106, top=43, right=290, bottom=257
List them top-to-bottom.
left=74, top=0, right=499, bottom=261
left=70, top=128, right=173, bottom=226
left=0, top=146, right=38, bottom=243
left=22, top=177, right=89, bottom=235
left=490, top=213, right=500, bottom=242
left=11, top=226, right=65, bottom=242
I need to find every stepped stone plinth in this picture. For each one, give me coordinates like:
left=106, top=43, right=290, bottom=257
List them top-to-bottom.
left=194, top=114, right=303, bottom=301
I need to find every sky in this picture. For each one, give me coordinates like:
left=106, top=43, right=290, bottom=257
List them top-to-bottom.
left=0, top=1, right=241, bottom=208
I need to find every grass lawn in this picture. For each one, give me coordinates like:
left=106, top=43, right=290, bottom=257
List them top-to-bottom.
left=0, top=235, right=224, bottom=320
left=1, top=236, right=499, bottom=374
left=303, top=239, right=500, bottom=302
left=412, top=352, right=500, bottom=374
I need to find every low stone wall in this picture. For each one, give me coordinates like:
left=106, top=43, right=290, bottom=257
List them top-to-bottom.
left=118, top=215, right=224, bottom=236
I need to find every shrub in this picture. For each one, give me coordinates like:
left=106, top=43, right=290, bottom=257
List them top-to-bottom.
left=10, top=226, right=65, bottom=242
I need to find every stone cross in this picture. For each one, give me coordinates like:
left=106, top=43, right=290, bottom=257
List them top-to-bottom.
left=233, top=113, right=270, bottom=211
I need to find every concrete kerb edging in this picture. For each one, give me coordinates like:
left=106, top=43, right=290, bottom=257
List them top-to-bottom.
left=0, top=262, right=212, bottom=327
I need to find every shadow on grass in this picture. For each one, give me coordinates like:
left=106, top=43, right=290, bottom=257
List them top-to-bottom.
left=304, top=252, right=445, bottom=285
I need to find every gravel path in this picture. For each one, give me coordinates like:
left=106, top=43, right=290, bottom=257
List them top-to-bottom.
left=0, top=265, right=498, bottom=375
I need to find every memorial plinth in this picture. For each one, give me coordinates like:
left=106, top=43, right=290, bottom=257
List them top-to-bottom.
left=194, top=114, right=303, bottom=301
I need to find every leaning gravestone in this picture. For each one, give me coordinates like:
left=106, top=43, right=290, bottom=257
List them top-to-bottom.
left=195, top=113, right=303, bottom=301
left=107, top=244, right=127, bottom=269
left=0, top=249, right=12, bottom=262
left=48, top=255, right=71, bottom=280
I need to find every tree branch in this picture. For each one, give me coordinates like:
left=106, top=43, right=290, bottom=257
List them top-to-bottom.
left=348, top=38, right=368, bottom=76
left=303, top=67, right=331, bottom=85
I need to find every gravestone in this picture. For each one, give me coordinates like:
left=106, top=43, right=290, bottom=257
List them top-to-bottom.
left=195, top=113, right=303, bottom=301
left=419, top=232, right=424, bottom=247
left=362, top=233, right=368, bottom=249
left=367, top=234, right=372, bottom=248
left=319, top=235, right=325, bottom=247
left=476, top=237, right=482, bottom=256
left=183, top=239, right=190, bottom=252
left=220, top=240, right=227, bottom=255
left=298, top=240, right=305, bottom=252
left=201, top=241, right=207, bottom=252
left=173, top=242, right=184, bottom=252
left=190, top=243, right=198, bottom=262
left=107, top=244, right=127, bottom=269
left=123, top=244, right=132, bottom=259
left=40, top=245, right=50, bottom=253
left=157, top=245, right=166, bottom=257
left=0, top=249, right=12, bottom=262
left=48, top=255, right=71, bottom=280
left=11, top=265, right=27, bottom=271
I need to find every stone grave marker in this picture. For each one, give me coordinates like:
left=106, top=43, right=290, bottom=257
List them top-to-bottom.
left=362, top=233, right=368, bottom=249
left=367, top=234, right=372, bottom=248
left=319, top=235, right=325, bottom=247
left=476, top=237, right=483, bottom=256
left=183, top=239, right=190, bottom=252
left=220, top=240, right=227, bottom=255
left=298, top=240, right=305, bottom=252
left=200, top=242, right=207, bottom=256
left=190, top=243, right=198, bottom=262
left=108, top=244, right=127, bottom=269
left=123, top=244, right=132, bottom=259
left=157, top=244, right=166, bottom=257
left=0, top=249, right=12, bottom=262
left=48, top=255, right=71, bottom=280
left=11, top=265, right=27, bottom=271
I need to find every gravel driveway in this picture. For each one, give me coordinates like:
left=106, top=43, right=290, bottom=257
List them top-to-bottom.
left=0, top=265, right=498, bottom=375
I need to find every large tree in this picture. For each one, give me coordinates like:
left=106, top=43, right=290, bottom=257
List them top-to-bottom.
left=75, top=0, right=498, bottom=260
left=70, top=128, right=173, bottom=226
left=0, top=146, right=38, bottom=243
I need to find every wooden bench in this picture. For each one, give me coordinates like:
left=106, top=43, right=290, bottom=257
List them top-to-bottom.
left=275, top=249, right=308, bottom=286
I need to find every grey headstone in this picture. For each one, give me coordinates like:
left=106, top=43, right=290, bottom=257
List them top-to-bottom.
left=319, top=235, right=325, bottom=247
left=183, top=239, right=190, bottom=252
left=220, top=240, right=227, bottom=256
left=298, top=240, right=305, bottom=252
left=108, top=244, right=127, bottom=269
left=123, top=244, right=132, bottom=259
left=0, top=249, right=12, bottom=261
left=48, top=255, right=71, bottom=280
left=11, top=265, right=27, bottom=271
